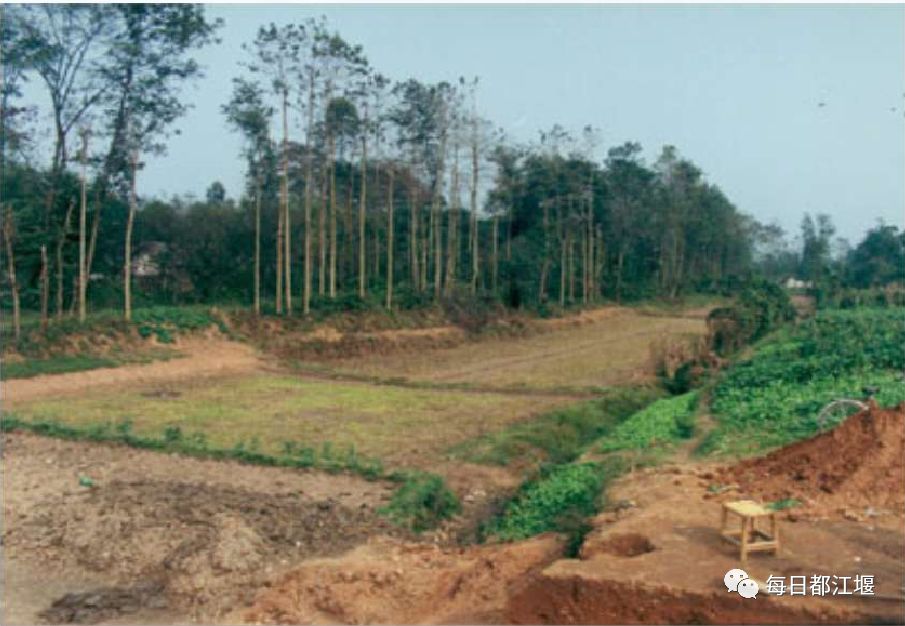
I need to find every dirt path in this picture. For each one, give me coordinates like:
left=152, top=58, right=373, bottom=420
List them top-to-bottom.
left=2, top=339, right=267, bottom=405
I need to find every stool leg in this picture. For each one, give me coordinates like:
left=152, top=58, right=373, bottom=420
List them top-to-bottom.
left=721, top=506, right=728, bottom=536
left=771, top=514, right=779, bottom=555
left=740, top=517, right=750, bottom=564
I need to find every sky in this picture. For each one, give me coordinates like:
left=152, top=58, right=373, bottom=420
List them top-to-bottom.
left=20, top=3, right=905, bottom=243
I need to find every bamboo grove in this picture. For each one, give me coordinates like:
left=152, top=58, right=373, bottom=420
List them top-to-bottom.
left=4, top=7, right=898, bottom=335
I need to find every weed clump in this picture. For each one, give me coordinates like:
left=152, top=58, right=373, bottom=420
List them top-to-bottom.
left=380, top=471, right=461, bottom=532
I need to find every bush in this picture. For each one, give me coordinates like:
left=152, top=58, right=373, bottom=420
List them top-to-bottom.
left=708, top=280, right=795, bottom=355
left=380, top=471, right=460, bottom=532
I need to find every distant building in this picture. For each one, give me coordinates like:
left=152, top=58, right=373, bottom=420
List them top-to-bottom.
left=132, top=241, right=167, bottom=278
left=783, top=277, right=813, bottom=290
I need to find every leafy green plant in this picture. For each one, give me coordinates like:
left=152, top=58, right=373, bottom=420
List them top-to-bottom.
left=703, top=307, right=905, bottom=456
left=597, top=392, right=699, bottom=453
left=485, top=460, right=621, bottom=545
left=379, top=471, right=460, bottom=532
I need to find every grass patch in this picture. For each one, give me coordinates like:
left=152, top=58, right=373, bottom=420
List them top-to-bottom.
left=2, top=348, right=180, bottom=380
left=2, top=355, right=118, bottom=379
left=6, top=374, right=568, bottom=466
left=450, top=387, right=662, bottom=467
left=596, top=391, right=699, bottom=453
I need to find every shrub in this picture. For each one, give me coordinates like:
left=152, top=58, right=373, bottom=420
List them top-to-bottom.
left=380, top=471, right=460, bottom=532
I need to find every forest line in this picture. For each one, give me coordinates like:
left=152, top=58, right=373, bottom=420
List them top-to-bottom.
left=2, top=6, right=902, bottom=339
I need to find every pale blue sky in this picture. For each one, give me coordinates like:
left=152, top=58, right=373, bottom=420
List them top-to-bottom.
left=22, top=4, right=905, bottom=242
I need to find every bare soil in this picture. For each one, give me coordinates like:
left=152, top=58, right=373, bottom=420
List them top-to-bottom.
left=328, top=308, right=706, bottom=390
left=718, top=401, right=905, bottom=521
left=1, top=432, right=396, bottom=623
left=242, top=534, right=565, bottom=625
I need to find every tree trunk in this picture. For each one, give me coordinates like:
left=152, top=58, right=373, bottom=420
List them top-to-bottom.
left=303, top=71, right=316, bottom=315
left=281, top=89, right=292, bottom=315
left=358, top=122, right=368, bottom=299
left=78, top=130, right=89, bottom=322
left=432, top=135, right=447, bottom=300
left=470, top=136, right=479, bottom=293
left=329, top=138, right=337, bottom=299
left=445, top=144, right=459, bottom=294
left=124, top=151, right=138, bottom=322
left=319, top=158, right=328, bottom=296
left=386, top=166, right=395, bottom=309
left=254, top=173, right=262, bottom=316
left=408, top=176, right=419, bottom=290
left=275, top=185, right=283, bottom=314
left=85, top=193, right=102, bottom=292
left=56, top=199, right=75, bottom=319
left=2, top=208, right=20, bottom=341
left=491, top=215, right=498, bottom=292
left=559, top=220, right=566, bottom=308
left=595, top=225, right=605, bottom=301
left=40, top=245, right=49, bottom=330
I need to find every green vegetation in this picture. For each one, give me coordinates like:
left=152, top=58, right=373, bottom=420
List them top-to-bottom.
left=708, top=281, right=796, bottom=356
left=7, top=305, right=229, bottom=357
left=700, top=307, right=905, bottom=456
left=2, top=348, right=180, bottom=379
left=3, top=355, right=117, bottom=379
left=9, top=374, right=565, bottom=465
left=451, top=387, right=662, bottom=467
left=596, top=391, right=699, bottom=453
left=483, top=459, right=623, bottom=553
left=380, top=471, right=461, bottom=532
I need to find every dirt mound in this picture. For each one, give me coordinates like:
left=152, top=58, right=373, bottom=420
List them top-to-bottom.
left=721, top=402, right=905, bottom=518
left=6, top=476, right=399, bottom=621
left=243, top=535, right=564, bottom=624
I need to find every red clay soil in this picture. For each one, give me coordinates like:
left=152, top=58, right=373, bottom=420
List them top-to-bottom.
left=720, top=402, right=905, bottom=519
left=242, top=535, right=565, bottom=625
left=507, top=575, right=841, bottom=625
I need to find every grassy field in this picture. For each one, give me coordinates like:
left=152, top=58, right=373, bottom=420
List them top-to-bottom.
left=326, top=310, right=706, bottom=390
left=7, top=373, right=574, bottom=467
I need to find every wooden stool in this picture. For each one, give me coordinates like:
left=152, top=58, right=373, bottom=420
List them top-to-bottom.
left=720, top=500, right=780, bottom=563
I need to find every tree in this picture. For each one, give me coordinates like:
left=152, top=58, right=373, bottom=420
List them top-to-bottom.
left=104, top=5, right=220, bottom=320
left=244, top=23, right=305, bottom=313
left=223, top=77, right=274, bottom=315
left=605, top=142, right=653, bottom=301
left=2, top=206, right=20, bottom=340
left=800, top=213, right=835, bottom=283
left=847, top=223, right=905, bottom=288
